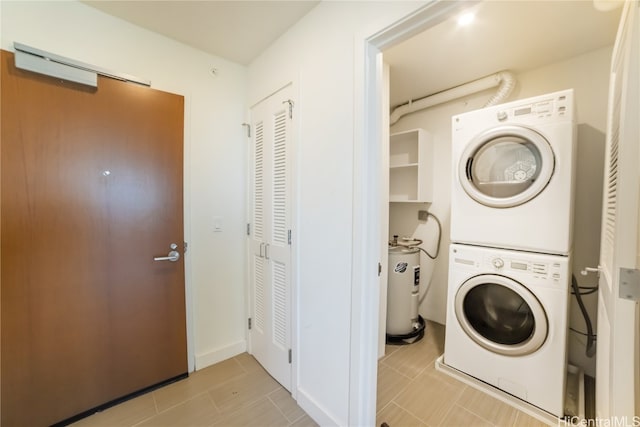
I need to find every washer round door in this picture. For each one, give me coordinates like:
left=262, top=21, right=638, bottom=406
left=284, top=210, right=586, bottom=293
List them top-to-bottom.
left=459, top=125, right=555, bottom=208
left=454, top=274, right=548, bottom=356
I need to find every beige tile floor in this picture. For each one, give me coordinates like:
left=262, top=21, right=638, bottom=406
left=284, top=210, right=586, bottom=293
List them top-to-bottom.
left=376, top=321, right=550, bottom=427
left=73, top=322, right=550, bottom=427
left=72, top=353, right=318, bottom=427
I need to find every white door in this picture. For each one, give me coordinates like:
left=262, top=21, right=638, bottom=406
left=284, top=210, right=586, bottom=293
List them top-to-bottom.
left=595, top=0, right=639, bottom=418
left=249, top=85, right=294, bottom=391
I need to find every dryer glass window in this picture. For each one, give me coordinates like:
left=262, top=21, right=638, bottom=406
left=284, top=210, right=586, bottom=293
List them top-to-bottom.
left=468, top=136, right=542, bottom=199
left=462, top=283, right=535, bottom=345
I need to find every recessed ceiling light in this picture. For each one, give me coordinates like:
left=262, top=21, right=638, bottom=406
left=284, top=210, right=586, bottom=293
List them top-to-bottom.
left=457, top=12, right=475, bottom=27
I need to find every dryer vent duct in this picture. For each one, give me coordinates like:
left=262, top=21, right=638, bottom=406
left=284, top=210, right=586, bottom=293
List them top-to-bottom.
left=389, top=70, right=516, bottom=125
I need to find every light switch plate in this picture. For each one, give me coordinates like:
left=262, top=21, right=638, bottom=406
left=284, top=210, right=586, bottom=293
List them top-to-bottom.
left=213, top=216, right=223, bottom=232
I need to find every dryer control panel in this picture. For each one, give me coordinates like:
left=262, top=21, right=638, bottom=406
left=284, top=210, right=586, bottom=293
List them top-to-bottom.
left=497, top=92, right=571, bottom=122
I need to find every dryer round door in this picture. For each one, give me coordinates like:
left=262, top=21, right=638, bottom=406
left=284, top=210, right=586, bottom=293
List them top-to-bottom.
left=459, top=125, right=555, bottom=208
left=454, top=274, right=548, bottom=356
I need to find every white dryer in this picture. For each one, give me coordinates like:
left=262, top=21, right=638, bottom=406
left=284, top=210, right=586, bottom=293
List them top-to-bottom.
left=451, top=89, right=576, bottom=255
left=444, top=244, right=570, bottom=417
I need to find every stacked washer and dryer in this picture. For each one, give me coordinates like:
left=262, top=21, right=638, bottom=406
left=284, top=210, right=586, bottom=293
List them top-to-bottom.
left=444, top=89, right=576, bottom=418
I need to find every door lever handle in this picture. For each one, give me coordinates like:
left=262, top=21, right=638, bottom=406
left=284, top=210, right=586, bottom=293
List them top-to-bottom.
left=154, top=250, right=180, bottom=262
left=581, top=265, right=602, bottom=276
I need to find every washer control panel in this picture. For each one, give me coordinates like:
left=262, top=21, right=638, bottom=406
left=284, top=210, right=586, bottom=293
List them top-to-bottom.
left=451, top=245, right=569, bottom=289
left=483, top=255, right=566, bottom=286
left=486, top=255, right=547, bottom=275
left=491, top=257, right=505, bottom=269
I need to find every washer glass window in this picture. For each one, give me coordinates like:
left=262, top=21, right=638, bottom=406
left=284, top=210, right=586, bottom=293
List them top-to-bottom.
left=460, top=125, right=554, bottom=208
left=454, top=274, right=548, bottom=356
left=463, top=283, right=535, bottom=345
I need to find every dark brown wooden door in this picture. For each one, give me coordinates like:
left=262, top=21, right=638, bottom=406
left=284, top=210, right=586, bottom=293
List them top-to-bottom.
left=1, top=50, right=187, bottom=426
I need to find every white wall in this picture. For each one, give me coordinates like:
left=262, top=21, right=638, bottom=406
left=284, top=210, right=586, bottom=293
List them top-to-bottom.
left=1, top=1, right=248, bottom=371
left=247, top=2, right=424, bottom=425
left=389, top=46, right=612, bottom=377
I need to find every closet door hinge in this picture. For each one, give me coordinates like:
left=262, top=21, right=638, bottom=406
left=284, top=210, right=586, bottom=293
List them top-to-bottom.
left=283, top=100, right=294, bottom=119
left=241, top=123, right=251, bottom=138
left=247, top=223, right=251, bottom=236
left=287, top=229, right=292, bottom=245
left=378, top=262, right=382, bottom=277
left=620, top=267, right=640, bottom=301
left=248, top=318, right=252, bottom=330
left=288, top=349, right=292, bottom=364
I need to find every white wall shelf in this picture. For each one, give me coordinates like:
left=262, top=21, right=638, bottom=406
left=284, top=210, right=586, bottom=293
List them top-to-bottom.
left=389, top=128, right=433, bottom=203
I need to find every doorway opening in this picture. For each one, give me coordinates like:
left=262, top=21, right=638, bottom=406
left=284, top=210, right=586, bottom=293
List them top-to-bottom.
left=360, top=1, right=622, bottom=424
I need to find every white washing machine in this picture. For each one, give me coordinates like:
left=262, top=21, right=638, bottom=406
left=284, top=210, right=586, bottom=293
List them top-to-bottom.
left=451, top=89, right=576, bottom=255
left=444, top=244, right=570, bottom=417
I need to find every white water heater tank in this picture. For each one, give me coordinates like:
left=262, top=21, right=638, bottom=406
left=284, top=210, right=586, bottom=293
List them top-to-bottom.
left=387, top=246, right=420, bottom=336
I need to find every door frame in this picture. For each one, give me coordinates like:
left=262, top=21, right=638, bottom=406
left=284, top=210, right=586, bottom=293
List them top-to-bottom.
left=351, top=1, right=475, bottom=424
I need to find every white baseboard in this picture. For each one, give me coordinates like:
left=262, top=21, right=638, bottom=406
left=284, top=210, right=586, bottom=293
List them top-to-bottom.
left=194, top=340, right=246, bottom=370
left=296, top=387, right=343, bottom=426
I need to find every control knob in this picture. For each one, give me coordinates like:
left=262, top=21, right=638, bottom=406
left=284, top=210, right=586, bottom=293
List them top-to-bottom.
left=492, top=258, right=504, bottom=269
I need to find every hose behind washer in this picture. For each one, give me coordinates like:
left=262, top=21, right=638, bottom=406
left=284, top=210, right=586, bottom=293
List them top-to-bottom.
left=571, top=274, right=596, bottom=358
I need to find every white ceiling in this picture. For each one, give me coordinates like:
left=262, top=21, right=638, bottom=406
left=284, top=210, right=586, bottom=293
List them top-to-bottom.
left=83, top=0, right=319, bottom=65
left=84, top=1, right=621, bottom=100
left=384, top=1, right=622, bottom=108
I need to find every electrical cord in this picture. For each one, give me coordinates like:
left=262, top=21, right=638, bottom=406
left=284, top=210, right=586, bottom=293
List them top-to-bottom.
left=388, top=211, right=443, bottom=311
left=395, top=212, right=442, bottom=259
left=397, top=212, right=443, bottom=305
left=421, top=212, right=442, bottom=259
left=571, top=274, right=596, bottom=357
left=572, top=285, right=598, bottom=295
left=572, top=287, right=598, bottom=296
left=570, top=327, right=597, bottom=338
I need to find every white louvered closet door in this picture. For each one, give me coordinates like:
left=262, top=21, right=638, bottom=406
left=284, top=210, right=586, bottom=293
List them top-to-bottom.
left=595, top=0, right=639, bottom=419
left=249, top=85, right=293, bottom=391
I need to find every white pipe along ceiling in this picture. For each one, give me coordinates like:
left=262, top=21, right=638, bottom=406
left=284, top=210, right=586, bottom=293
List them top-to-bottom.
left=389, top=70, right=516, bottom=125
